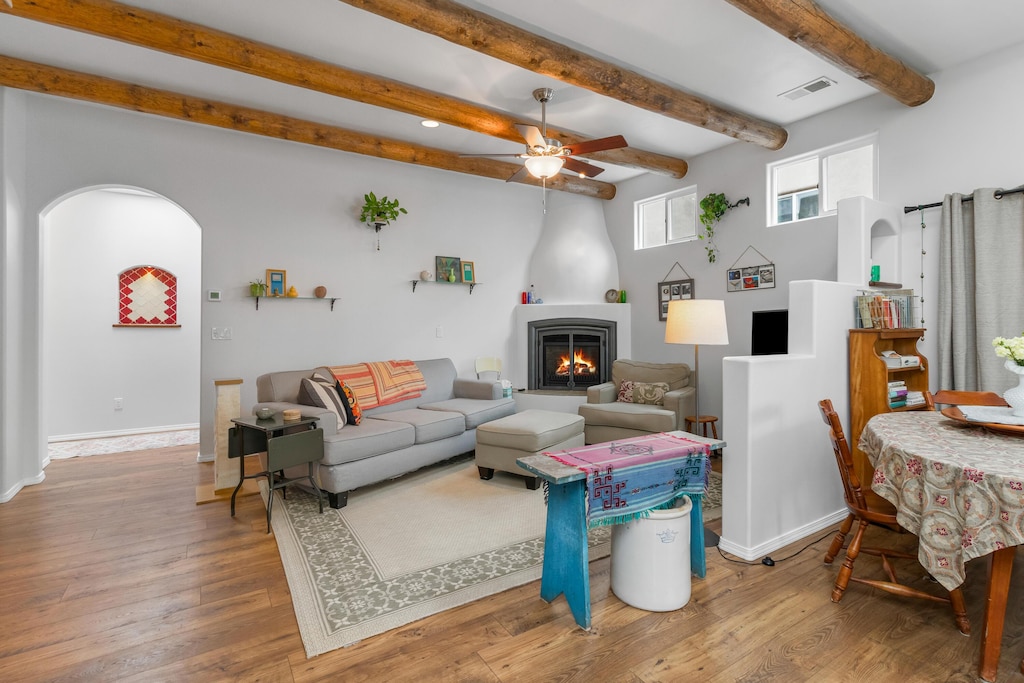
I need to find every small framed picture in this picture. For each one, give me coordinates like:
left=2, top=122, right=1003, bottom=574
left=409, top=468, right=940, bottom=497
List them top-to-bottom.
left=435, top=256, right=461, bottom=283
left=461, top=261, right=475, bottom=283
left=266, top=269, right=287, bottom=297
left=656, top=278, right=694, bottom=321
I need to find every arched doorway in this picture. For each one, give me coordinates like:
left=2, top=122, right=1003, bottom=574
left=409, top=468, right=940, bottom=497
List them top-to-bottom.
left=42, top=186, right=201, bottom=457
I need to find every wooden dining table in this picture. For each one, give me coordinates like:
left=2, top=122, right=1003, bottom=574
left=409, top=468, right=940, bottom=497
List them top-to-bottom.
left=859, top=410, right=1024, bottom=682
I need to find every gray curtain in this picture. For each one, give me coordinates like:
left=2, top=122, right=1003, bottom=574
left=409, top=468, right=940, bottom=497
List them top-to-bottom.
left=938, top=188, right=1024, bottom=392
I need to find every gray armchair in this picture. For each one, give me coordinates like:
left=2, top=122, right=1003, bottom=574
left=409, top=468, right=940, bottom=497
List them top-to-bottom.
left=577, top=359, right=696, bottom=444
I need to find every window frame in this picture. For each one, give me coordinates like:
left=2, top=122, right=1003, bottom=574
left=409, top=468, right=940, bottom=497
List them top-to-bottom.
left=767, top=133, right=877, bottom=226
left=634, top=185, right=698, bottom=250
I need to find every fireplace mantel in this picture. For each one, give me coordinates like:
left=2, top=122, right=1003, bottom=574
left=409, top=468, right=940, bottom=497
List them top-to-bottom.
left=512, top=303, right=631, bottom=390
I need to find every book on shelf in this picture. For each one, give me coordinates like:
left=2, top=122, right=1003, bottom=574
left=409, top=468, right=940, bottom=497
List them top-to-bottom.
left=854, top=289, right=917, bottom=329
left=887, top=380, right=907, bottom=388
left=889, top=389, right=908, bottom=398
left=905, top=390, right=926, bottom=407
left=890, top=399, right=907, bottom=408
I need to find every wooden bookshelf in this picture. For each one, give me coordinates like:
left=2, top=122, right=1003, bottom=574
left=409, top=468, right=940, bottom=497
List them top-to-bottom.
left=849, top=328, right=929, bottom=510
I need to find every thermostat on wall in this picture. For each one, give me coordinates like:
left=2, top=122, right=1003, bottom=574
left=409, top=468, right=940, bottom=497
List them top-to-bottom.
left=208, top=290, right=222, bottom=302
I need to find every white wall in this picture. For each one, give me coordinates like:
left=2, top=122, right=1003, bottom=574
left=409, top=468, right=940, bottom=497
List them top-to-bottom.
left=603, top=40, right=1024, bottom=435
left=1, top=89, right=47, bottom=502
left=2, top=90, right=545, bottom=499
left=43, top=189, right=202, bottom=438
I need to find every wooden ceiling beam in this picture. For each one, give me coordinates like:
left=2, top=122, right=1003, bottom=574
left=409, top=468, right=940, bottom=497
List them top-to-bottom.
left=0, top=0, right=685, bottom=178
left=336, top=0, right=788, bottom=150
left=722, top=0, right=934, bottom=107
left=0, top=54, right=615, bottom=199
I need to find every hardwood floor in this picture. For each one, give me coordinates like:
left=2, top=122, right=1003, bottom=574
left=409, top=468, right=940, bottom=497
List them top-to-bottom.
left=2, top=447, right=1023, bottom=682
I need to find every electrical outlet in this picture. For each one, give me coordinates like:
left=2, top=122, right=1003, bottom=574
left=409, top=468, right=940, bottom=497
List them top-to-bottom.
left=435, top=325, right=443, bottom=338
left=211, top=327, right=233, bottom=340
left=114, top=397, right=124, bottom=411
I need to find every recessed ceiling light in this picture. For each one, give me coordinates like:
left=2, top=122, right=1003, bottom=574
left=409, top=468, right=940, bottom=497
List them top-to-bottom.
left=421, top=120, right=440, bottom=128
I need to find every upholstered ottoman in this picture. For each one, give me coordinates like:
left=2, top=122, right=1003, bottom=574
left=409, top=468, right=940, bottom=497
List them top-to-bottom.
left=475, top=409, right=585, bottom=489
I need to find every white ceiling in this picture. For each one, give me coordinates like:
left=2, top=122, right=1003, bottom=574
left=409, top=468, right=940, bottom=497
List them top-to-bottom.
left=2, top=0, right=1022, bottom=184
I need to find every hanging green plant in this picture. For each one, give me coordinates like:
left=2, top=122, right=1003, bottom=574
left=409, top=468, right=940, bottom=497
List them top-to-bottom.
left=358, top=191, right=408, bottom=226
left=698, top=193, right=749, bottom=263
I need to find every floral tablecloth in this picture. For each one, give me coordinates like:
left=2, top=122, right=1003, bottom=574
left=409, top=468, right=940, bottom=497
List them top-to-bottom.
left=859, top=411, right=1024, bottom=590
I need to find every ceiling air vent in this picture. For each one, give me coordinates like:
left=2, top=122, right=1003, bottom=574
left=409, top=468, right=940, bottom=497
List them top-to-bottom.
left=779, top=77, right=836, bottom=101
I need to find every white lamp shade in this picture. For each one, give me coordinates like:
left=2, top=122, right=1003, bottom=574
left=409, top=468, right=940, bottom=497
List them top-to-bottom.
left=524, top=155, right=564, bottom=179
left=665, top=299, right=729, bottom=345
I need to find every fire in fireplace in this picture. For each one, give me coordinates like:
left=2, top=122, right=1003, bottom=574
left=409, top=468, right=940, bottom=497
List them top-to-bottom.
left=528, top=318, right=616, bottom=391
left=555, top=350, right=597, bottom=377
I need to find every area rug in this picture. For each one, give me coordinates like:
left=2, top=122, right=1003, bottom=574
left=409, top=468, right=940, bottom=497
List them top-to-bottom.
left=262, top=456, right=612, bottom=657
left=705, top=470, right=723, bottom=522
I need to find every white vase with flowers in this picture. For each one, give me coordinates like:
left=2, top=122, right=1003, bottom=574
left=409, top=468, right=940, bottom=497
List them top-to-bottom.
left=993, top=333, right=1024, bottom=416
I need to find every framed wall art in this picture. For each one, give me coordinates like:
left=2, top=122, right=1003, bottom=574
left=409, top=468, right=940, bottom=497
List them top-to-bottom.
left=727, top=246, right=775, bottom=292
left=435, top=255, right=461, bottom=283
left=461, top=261, right=475, bottom=283
left=266, top=269, right=287, bottom=296
left=658, top=278, right=694, bottom=321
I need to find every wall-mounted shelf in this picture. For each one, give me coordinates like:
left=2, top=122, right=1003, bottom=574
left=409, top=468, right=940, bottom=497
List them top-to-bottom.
left=410, top=280, right=478, bottom=294
left=253, top=296, right=338, bottom=311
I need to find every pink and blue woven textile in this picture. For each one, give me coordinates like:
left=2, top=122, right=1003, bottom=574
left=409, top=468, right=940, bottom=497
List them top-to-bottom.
left=546, top=432, right=710, bottom=527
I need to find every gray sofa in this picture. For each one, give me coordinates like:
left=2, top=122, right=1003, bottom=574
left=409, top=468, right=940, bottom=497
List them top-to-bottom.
left=254, top=358, right=515, bottom=508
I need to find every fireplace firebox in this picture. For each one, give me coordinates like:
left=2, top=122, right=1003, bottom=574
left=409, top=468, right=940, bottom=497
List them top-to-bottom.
left=528, top=318, right=616, bottom=391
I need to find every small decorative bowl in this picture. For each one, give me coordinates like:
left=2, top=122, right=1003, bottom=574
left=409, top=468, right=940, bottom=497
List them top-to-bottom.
left=255, top=407, right=275, bottom=420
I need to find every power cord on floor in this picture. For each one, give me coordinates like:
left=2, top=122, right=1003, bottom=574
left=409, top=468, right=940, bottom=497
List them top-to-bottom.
left=716, top=529, right=835, bottom=566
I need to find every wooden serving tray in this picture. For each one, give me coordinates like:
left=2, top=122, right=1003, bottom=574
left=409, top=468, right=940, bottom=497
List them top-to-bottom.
left=940, top=406, right=1024, bottom=437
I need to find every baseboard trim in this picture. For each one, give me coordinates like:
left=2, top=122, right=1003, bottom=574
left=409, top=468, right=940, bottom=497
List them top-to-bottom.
left=48, top=423, right=199, bottom=443
left=0, top=470, right=46, bottom=504
left=719, top=508, right=848, bottom=561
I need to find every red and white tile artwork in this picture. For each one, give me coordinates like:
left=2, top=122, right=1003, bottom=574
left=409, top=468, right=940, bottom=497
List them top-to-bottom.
left=118, top=265, right=177, bottom=325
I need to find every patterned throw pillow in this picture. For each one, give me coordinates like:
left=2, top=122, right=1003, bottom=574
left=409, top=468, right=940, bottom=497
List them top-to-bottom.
left=298, top=377, right=346, bottom=430
left=336, top=380, right=363, bottom=425
left=617, top=380, right=670, bottom=405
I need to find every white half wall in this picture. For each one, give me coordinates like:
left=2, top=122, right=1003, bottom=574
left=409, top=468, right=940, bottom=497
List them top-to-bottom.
left=719, top=280, right=856, bottom=559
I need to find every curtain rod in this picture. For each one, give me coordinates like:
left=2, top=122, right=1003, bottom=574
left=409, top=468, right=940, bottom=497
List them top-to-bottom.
left=903, top=185, right=1024, bottom=213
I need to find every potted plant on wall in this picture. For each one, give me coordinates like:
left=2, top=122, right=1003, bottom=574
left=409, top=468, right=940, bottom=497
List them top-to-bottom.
left=359, top=192, right=408, bottom=250
left=698, top=193, right=749, bottom=263
left=249, top=279, right=266, bottom=297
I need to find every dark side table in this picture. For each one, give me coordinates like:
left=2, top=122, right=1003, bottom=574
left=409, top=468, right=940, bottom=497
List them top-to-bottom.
left=229, top=414, right=325, bottom=533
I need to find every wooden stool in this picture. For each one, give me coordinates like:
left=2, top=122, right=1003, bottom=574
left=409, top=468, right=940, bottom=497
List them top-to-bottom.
left=685, top=415, right=719, bottom=439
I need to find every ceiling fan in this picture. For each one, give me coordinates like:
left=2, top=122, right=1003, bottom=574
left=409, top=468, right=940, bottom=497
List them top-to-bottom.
left=462, top=88, right=628, bottom=182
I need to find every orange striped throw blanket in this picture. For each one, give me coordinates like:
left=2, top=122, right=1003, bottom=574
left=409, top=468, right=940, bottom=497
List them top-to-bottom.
left=328, top=360, right=427, bottom=410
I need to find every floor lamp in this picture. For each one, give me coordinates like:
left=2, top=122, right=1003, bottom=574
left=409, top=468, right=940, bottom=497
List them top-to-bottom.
left=664, top=299, right=730, bottom=433
left=665, top=299, right=729, bottom=547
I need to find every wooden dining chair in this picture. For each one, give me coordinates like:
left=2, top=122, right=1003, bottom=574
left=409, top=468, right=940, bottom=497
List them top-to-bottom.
left=817, top=399, right=970, bottom=635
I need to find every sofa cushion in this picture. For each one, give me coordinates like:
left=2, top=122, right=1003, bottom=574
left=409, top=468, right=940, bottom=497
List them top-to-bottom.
left=611, top=359, right=691, bottom=391
left=297, top=377, right=346, bottom=431
left=617, top=380, right=670, bottom=405
left=337, top=381, right=363, bottom=425
left=419, top=397, right=515, bottom=429
left=577, top=401, right=676, bottom=433
left=373, top=409, right=465, bottom=444
left=320, top=418, right=415, bottom=466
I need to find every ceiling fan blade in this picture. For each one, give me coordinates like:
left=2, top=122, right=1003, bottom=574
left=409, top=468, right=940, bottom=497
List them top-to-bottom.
left=515, top=123, right=546, bottom=149
left=563, top=135, right=628, bottom=156
left=459, top=153, right=524, bottom=158
left=562, top=157, right=604, bottom=178
left=506, top=166, right=532, bottom=183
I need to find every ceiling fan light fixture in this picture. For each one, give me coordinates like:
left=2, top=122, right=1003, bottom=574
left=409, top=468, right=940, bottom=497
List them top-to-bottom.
left=420, top=119, right=440, bottom=128
left=524, top=155, right=564, bottom=179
